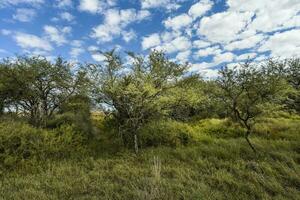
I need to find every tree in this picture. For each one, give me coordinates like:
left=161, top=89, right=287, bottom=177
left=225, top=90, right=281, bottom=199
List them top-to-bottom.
left=89, top=50, right=187, bottom=153
left=0, top=56, right=89, bottom=126
left=284, top=58, right=300, bottom=113
left=217, top=61, right=288, bottom=152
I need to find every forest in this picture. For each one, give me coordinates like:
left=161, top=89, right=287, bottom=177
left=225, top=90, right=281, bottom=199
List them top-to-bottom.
left=0, top=50, right=299, bottom=199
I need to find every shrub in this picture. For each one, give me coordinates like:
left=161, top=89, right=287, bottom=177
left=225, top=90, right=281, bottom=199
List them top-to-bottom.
left=46, top=112, right=93, bottom=137
left=192, top=119, right=245, bottom=138
left=139, top=120, right=197, bottom=147
left=0, top=122, right=88, bottom=169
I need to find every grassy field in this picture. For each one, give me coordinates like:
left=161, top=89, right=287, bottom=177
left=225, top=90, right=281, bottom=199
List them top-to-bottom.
left=0, top=116, right=299, bottom=200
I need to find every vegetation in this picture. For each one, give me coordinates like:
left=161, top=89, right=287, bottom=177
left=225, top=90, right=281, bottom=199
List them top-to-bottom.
left=0, top=52, right=299, bottom=199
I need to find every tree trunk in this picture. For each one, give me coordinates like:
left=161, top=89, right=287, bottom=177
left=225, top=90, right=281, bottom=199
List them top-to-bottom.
left=0, top=101, right=4, bottom=116
left=245, top=126, right=256, bottom=153
left=134, top=133, right=139, bottom=154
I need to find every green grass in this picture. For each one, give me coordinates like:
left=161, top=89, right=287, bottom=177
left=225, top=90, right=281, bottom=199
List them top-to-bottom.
left=0, top=116, right=299, bottom=199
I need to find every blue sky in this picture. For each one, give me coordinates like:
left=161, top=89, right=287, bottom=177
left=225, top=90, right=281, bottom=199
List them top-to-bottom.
left=0, top=0, right=299, bottom=78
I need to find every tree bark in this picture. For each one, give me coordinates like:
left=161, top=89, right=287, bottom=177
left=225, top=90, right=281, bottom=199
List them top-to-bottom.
left=134, top=133, right=139, bottom=154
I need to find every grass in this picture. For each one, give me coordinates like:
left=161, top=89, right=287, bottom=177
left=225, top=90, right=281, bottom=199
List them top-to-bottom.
left=0, top=116, right=299, bottom=199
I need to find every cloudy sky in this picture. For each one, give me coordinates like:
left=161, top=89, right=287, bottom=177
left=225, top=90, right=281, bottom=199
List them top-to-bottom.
left=0, top=0, right=299, bottom=77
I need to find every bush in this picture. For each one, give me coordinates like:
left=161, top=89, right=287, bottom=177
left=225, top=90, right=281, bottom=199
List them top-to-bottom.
left=47, top=112, right=93, bottom=137
left=192, top=119, right=245, bottom=138
left=139, top=120, right=197, bottom=147
left=0, top=122, right=88, bottom=169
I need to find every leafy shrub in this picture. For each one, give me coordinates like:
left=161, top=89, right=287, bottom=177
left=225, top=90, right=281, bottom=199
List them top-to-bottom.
left=47, top=112, right=93, bottom=137
left=253, top=117, right=300, bottom=140
left=192, top=119, right=245, bottom=138
left=139, top=120, right=197, bottom=147
left=0, top=122, right=88, bottom=169
left=0, top=122, right=44, bottom=168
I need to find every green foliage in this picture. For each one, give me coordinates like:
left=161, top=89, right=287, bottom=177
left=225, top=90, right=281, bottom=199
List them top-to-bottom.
left=89, top=50, right=187, bottom=152
left=47, top=95, right=94, bottom=136
left=192, top=118, right=245, bottom=138
left=139, top=119, right=197, bottom=147
left=0, top=121, right=88, bottom=169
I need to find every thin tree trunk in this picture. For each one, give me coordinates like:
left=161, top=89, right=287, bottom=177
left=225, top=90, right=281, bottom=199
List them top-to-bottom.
left=245, top=128, right=256, bottom=153
left=134, top=133, right=139, bottom=154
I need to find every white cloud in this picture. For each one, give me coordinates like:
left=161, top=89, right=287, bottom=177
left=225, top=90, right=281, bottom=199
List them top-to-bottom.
left=0, top=0, right=44, bottom=7
left=56, top=0, right=72, bottom=8
left=78, top=0, right=117, bottom=14
left=78, top=0, right=100, bottom=14
left=141, top=0, right=180, bottom=10
left=188, top=0, right=213, bottom=19
left=227, top=0, right=300, bottom=33
left=13, top=8, right=36, bottom=22
left=92, top=9, right=150, bottom=43
left=198, top=11, right=254, bottom=43
left=60, top=12, right=75, bottom=22
left=164, top=14, right=193, bottom=30
left=43, top=25, right=71, bottom=46
left=1, top=29, right=12, bottom=35
left=258, top=29, right=300, bottom=57
left=122, top=30, right=137, bottom=43
left=160, top=31, right=181, bottom=43
left=14, top=32, right=53, bottom=51
left=142, top=33, right=161, bottom=50
left=224, top=34, right=265, bottom=51
left=156, top=36, right=192, bottom=54
left=193, top=40, right=211, bottom=49
left=194, top=45, right=221, bottom=57
left=87, top=46, right=106, bottom=62
left=70, top=48, right=84, bottom=58
left=176, top=50, right=191, bottom=63
left=213, top=52, right=235, bottom=64
left=236, top=53, right=257, bottom=61
left=92, top=54, right=106, bottom=62
left=189, top=62, right=219, bottom=78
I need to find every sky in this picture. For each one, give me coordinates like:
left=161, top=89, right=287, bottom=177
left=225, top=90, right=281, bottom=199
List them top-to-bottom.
left=0, top=0, right=299, bottom=78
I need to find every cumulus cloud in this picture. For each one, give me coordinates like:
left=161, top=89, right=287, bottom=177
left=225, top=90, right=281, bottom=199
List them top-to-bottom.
left=0, top=0, right=44, bottom=7
left=56, top=0, right=72, bottom=8
left=78, top=0, right=116, bottom=14
left=141, top=0, right=180, bottom=10
left=188, top=0, right=213, bottom=19
left=227, top=0, right=300, bottom=33
left=12, top=8, right=36, bottom=22
left=92, top=9, right=150, bottom=43
left=198, top=11, right=254, bottom=43
left=60, top=12, right=75, bottom=22
left=164, top=14, right=193, bottom=30
left=43, top=25, right=71, bottom=46
left=258, top=29, right=300, bottom=57
left=122, top=30, right=137, bottom=43
left=14, top=32, right=53, bottom=51
left=142, top=33, right=161, bottom=50
left=224, top=34, right=265, bottom=51
left=156, top=36, right=192, bottom=54
left=193, top=40, right=211, bottom=49
left=194, top=45, right=221, bottom=57
left=176, top=50, right=191, bottom=63
left=213, top=52, right=235, bottom=64
left=236, top=52, right=257, bottom=61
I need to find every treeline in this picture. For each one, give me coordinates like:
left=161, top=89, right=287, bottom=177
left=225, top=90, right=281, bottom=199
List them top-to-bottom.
left=0, top=50, right=299, bottom=153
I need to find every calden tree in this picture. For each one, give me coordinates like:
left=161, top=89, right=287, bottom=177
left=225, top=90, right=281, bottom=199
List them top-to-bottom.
left=89, top=50, right=187, bottom=153
left=0, top=56, right=88, bottom=127
left=218, top=61, right=288, bottom=152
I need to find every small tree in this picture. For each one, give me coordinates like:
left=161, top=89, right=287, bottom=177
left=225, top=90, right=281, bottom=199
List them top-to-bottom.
left=90, top=50, right=187, bottom=153
left=0, top=56, right=89, bottom=126
left=284, top=58, right=300, bottom=113
left=218, top=61, right=287, bottom=152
